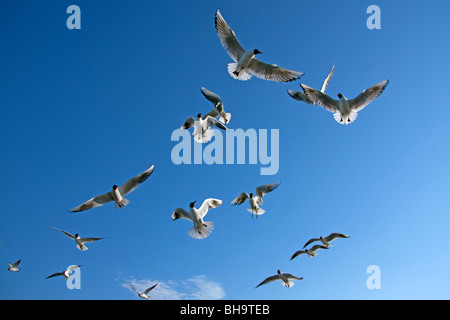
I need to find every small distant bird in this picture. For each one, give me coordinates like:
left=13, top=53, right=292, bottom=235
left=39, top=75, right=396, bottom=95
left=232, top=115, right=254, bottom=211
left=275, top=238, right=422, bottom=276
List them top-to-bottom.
left=215, top=9, right=304, bottom=82
left=288, top=64, right=335, bottom=104
left=300, top=79, right=389, bottom=124
left=201, top=87, right=231, bottom=124
left=181, top=113, right=228, bottom=143
left=69, top=165, right=155, bottom=213
left=231, top=181, right=280, bottom=218
left=172, top=198, right=222, bottom=239
left=50, top=226, right=104, bottom=251
left=302, top=233, right=350, bottom=249
left=290, top=244, right=329, bottom=260
left=8, top=259, right=21, bottom=272
left=45, top=265, right=82, bottom=279
left=255, top=270, right=303, bottom=288
left=130, top=283, right=157, bottom=300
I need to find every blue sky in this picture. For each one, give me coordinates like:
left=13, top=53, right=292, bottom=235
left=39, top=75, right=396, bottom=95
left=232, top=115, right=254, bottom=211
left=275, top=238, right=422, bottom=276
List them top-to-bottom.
left=1, top=0, right=450, bottom=300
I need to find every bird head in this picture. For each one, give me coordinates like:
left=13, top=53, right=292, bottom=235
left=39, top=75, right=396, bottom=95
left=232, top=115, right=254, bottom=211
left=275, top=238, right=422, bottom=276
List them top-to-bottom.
left=253, top=49, right=262, bottom=55
left=337, top=93, right=344, bottom=99
left=197, top=113, right=202, bottom=119
left=112, top=185, right=118, bottom=190
left=249, top=193, right=253, bottom=198
left=189, top=200, right=197, bottom=208
left=74, top=233, right=79, bottom=238
left=277, top=269, right=281, bottom=274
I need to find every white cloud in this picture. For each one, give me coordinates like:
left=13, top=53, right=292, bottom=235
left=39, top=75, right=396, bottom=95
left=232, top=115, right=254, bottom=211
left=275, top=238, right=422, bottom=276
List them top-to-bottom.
left=119, top=275, right=225, bottom=300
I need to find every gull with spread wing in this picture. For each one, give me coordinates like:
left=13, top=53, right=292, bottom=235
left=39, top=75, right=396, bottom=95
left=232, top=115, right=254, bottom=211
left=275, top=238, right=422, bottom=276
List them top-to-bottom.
left=215, top=9, right=304, bottom=82
left=300, top=80, right=389, bottom=124
left=181, top=113, right=228, bottom=143
left=69, top=165, right=155, bottom=213
left=231, top=181, right=280, bottom=218
left=172, top=198, right=223, bottom=239
left=50, top=226, right=104, bottom=251
left=303, top=233, right=349, bottom=249
left=290, top=244, right=330, bottom=260
left=8, top=259, right=22, bottom=272
left=45, top=265, right=82, bottom=279
left=255, top=270, right=303, bottom=288
left=130, top=283, right=158, bottom=300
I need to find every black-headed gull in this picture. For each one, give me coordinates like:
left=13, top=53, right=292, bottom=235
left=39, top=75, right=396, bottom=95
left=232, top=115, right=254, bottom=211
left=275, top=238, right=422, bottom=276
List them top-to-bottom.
left=215, top=10, right=304, bottom=82
left=288, top=64, right=335, bottom=104
left=300, top=80, right=389, bottom=124
left=201, top=87, right=231, bottom=124
left=181, top=113, right=228, bottom=143
left=69, top=165, right=154, bottom=213
left=231, top=181, right=280, bottom=218
left=172, top=198, right=222, bottom=239
left=50, top=226, right=103, bottom=251
left=303, top=233, right=350, bottom=249
left=290, top=244, right=329, bottom=260
left=8, top=259, right=21, bottom=272
left=45, top=265, right=82, bottom=279
left=255, top=270, right=303, bottom=288
left=130, top=283, right=157, bottom=300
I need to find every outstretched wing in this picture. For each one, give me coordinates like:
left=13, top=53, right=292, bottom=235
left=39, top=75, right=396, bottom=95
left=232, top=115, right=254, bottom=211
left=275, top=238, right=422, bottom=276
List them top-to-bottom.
left=215, top=10, right=246, bottom=62
left=248, top=59, right=304, bottom=83
left=320, top=64, right=335, bottom=93
left=349, top=80, right=389, bottom=112
left=301, top=84, right=339, bottom=113
left=201, top=87, right=223, bottom=108
left=205, top=116, right=228, bottom=131
left=181, top=117, right=195, bottom=130
left=119, top=165, right=155, bottom=197
left=255, top=181, right=280, bottom=204
left=69, top=192, right=114, bottom=213
left=231, top=192, right=250, bottom=205
left=197, top=198, right=222, bottom=218
left=171, top=208, right=192, bottom=221
left=50, top=226, right=75, bottom=240
left=325, top=233, right=350, bottom=242
left=79, top=237, right=103, bottom=244
left=302, top=238, right=320, bottom=249
left=290, top=250, right=306, bottom=260
left=45, top=272, right=65, bottom=279
left=255, top=274, right=280, bottom=288
left=143, top=283, right=158, bottom=295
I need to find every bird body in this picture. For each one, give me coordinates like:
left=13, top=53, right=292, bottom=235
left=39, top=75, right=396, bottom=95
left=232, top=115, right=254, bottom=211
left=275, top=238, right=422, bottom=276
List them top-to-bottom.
left=231, top=181, right=280, bottom=218
left=50, top=226, right=103, bottom=251
left=303, top=233, right=350, bottom=248
left=290, top=244, right=330, bottom=260
left=46, top=265, right=82, bottom=279
left=131, top=284, right=157, bottom=300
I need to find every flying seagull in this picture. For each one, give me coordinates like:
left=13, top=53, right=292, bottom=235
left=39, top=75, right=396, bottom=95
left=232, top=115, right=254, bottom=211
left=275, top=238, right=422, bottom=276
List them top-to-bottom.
left=215, top=9, right=304, bottom=82
left=288, top=64, right=335, bottom=104
left=300, top=79, right=389, bottom=124
left=201, top=87, right=231, bottom=124
left=181, top=113, right=228, bottom=143
left=69, top=165, right=155, bottom=213
left=231, top=181, right=280, bottom=218
left=172, top=198, right=222, bottom=239
left=50, top=226, right=104, bottom=251
left=303, top=233, right=350, bottom=249
left=290, top=244, right=329, bottom=260
left=8, top=259, right=21, bottom=272
left=45, top=265, right=82, bottom=279
left=255, top=270, right=303, bottom=288
left=130, top=283, right=158, bottom=300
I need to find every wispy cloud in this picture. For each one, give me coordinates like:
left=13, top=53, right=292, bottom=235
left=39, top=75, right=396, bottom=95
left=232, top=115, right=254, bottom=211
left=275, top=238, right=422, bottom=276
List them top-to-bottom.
left=118, top=275, right=225, bottom=300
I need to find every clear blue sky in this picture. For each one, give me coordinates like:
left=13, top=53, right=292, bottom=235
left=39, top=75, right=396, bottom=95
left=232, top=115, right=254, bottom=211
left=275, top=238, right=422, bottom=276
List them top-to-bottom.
left=1, top=0, right=450, bottom=300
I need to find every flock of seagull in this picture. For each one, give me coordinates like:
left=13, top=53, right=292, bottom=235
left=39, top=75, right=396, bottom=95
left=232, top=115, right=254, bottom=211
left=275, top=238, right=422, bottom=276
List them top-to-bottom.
left=6, top=8, right=388, bottom=297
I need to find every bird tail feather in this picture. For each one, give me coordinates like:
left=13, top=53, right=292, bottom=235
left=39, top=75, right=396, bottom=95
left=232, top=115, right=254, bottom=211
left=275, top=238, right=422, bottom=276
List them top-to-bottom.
left=228, top=63, right=252, bottom=81
left=114, top=198, right=130, bottom=209
left=246, top=207, right=265, bottom=215
left=188, top=221, right=214, bottom=239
